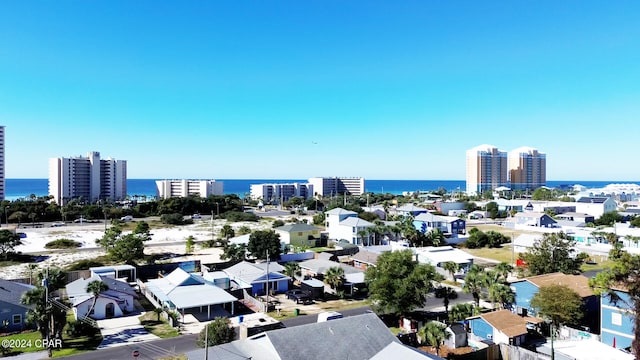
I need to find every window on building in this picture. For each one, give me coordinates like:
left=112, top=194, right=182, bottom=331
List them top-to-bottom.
left=297, top=232, right=303, bottom=236
left=612, top=313, right=622, bottom=326
left=12, top=314, right=21, bottom=325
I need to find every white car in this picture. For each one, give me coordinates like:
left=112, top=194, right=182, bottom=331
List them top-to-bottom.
left=191, top=214, right=202, bottom=220
left=120, top=215, right=133, bottom=222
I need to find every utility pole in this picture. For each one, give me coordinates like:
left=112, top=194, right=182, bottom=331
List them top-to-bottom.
left=265, top=251, right=270, bottom=313
left=204, top=321, right=209, bottom=360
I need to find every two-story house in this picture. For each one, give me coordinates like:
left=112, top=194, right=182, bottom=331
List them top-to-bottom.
left=325, top=207, right=375, bottom=245
left=413, top=213, right=466, bottom=238
left=274, top=223, right=322, bottom=248
left=600, top=287, right=634, bottom=351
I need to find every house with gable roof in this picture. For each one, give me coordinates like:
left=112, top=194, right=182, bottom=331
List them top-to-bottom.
left=575, top=197, right=618, bottom=218
left=325, top=207, right=375, bottom=245
left=413, top=212, right=466, bottom=237
left=273, top=223, right=322, bottom=248
left=223, top=261, right=289, bottom=296
left=142, top=267, right=237, bottom=319
left=510, top=272, right=599, bottom=332
left=66, top=274, right=138, bottom=320
left=0, top=279, right=35, bottom=332
left=467, top=309, right=529, bottom=345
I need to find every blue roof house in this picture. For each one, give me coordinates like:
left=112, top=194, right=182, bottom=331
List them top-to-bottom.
left=0, top=279, right=36, bottom=333
left=600, top=289, right=634, bottom=351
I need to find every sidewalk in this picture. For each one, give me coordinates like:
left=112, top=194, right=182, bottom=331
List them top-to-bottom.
left=97, top=313, right=160, bottom=349
left=3, top=351, right=48, bottom=360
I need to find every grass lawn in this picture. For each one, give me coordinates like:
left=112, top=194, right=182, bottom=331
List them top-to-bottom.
left=467, top=224, right=536, bottom=238
left=461, top=245, right=514, bottom=264
left=581, top=259, right=614, bottom=272
left=139, top=312, right=180, bottom=338
left=51, top=314, right=103, bottom=358
left=0, top=331, right=43, bottom=355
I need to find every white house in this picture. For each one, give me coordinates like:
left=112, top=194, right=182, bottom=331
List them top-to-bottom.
left=575, top=197, right=618, bottom=218
left=325, top=207, right=376, bottom=245
left=415, top=246, right=474, bottom=274
left=66, top=275, right=138, bottom=320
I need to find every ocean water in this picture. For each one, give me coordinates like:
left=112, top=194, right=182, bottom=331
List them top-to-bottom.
left=5, top=178, right=640, bottom=201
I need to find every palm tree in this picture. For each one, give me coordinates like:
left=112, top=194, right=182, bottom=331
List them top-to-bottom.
left=220, top=225, right=235, bottom=241
left=427, top=228, right=446, bottom=247
left=357, top=230, right=368, bottom=246
left=442, top=261, right=459, bottom=281
left=284, top=262, right=301, bottom=283
left=493, top=262, right=513, bottom=282
left=26, top=264, right=39, bottom=285
left=324, top=266, right=345, bottom=290
left=463, top=270, right=484, bottom=307
left=85, top=280, right=108, bottom=319
left=488, top=283, right=515, bottom=310
left=21, top=286, right=68, bottom=356
left=434, top=286, right=458, bottom=319
left=448, top=303, right=478, bottom=323
left=153, top=307, right=163, bottom=322
left=418, top=321, right=451, bottom=357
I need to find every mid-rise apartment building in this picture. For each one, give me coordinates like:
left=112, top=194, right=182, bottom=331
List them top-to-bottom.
left=0, top=126, right=5, bottom=201
left=466, top=145, right=508, bottom=195
left=508, top=147, right=546, bottom=191
left=49, top=151, right=127, bottom=205
left=308, top=177, right=365, bottom=197
left=155, top=180, right=223, bottom=199
left=250, top=183, right=313, bottom=204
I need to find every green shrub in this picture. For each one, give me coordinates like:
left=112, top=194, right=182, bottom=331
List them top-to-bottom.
left=224, top=211, right=258, bottom=222
left=160, top=213, right=193, bottom=225
left=45, top=238, right=82, bottom=249
left=66, top=259, right=106, bottom=271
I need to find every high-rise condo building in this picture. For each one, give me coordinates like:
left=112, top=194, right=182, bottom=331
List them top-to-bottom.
left=0, top=126, right=4, bottom=201
left=466, top=144, right=508, bottom=195
left=508, top=147, right=546, bottom=191
left=49, top=151, right=127, bottom=205
left=308, top=177, right=365, bottom=197
left=156, top=179, right=224, bottom=199
left=250, top=182, right=313, bottom=204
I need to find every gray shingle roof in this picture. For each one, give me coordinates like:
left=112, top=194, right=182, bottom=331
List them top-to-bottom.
left=577, top=197, right=610, bottom=204
left=0, top=279, right=35, bottom=308
left=268, top=313, right=399, bottom=360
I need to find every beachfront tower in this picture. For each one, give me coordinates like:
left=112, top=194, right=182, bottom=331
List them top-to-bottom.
left=466, top=144, right=508, bottom=196
left=508, top=146, right=546, bottom=191
left=49, top=151, right=127, bottom=205
left=308, top=177, right=365, bottom=197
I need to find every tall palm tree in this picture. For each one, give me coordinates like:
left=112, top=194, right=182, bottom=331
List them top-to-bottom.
left=220, top=225, right=235, bottom=241
left=427, top=228, right=446, bottom=247
left=442, top=261, right=459, bottom=281
left=26, top=264, right=39, bottom=285
left=324, top=266, right=345, bottom=290
left=463, top=270, right=484, bottom=307
left=85, top=280, right=108, bottom=319
left=434, top=286, right=458, bottom=319
left=418, top=321, right=451, bottom=357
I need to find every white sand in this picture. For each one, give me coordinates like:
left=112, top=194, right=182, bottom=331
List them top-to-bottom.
left=0, top=218, right=284, bottom=280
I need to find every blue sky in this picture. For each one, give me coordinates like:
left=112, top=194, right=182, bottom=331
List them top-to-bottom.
left=1, top=1, right=638, bottom=180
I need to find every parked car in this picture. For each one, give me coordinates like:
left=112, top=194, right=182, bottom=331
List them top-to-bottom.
left=191, top=214, right=202, bottom=220
left=120, top=215, right=133, bottom=222
left=73, top=217, right=86, bottom=223
left=51, top=222, right=65, bottom=227
left=286, top=289, right=312, bottom=304
left=317, top=311, right=343, bottom=322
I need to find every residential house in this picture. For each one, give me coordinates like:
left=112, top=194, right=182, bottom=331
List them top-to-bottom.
left=575, top=197, right=618, bottom=218
left=361, top=205, right=387, bottom=220
left=325, top=207, right=376, bottom=245
left=513, top=212, right=558, bottom=228
left=555, top=212, right=595, bottom=224
left=413, top=213, right=466, bottom=238
left=274, top=223, right=322, bottom=248
left=414, top=246, right=474, bottom=276
left=351, top=249, right=380, bottom=270
left=299, top=253, right=366, bottom=295
left=223, top=261, right=289, bottom=296
left=89, top=264, right=136, bottom=283
left=142, top=268, right=237, bottom=319
left=510, top=272, right=599, bottom=332
left=66, top=275, right=138, bottom=320
left=0, top=279, right=35, bottom=332
left=600, top=287, right=634, bottom=351
left=467, top=309, right=529, bottom=345
left=187, top=313, right=442, bottom=360
left=538, top=338, right=633, bottom=360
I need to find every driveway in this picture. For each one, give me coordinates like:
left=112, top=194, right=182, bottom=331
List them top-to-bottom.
left=97, top=313, right=160, bottom=349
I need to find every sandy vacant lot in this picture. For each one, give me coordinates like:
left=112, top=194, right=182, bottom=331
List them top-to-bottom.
left=0, top=218, right=282, bottom=280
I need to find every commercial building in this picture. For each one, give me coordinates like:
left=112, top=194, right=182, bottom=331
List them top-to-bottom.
left=0, top=126, right=4, bottom=201
left=465, top=145, right=508, bottom=195
left=508, top=146, right=546, bottom=191
left=49, top=151, right=127, bottom=205
left=308, top=177, right=365, bottom=197
left=155, top=179, right=223, bottom=199
left=249, top=182, right=313, bottom=204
